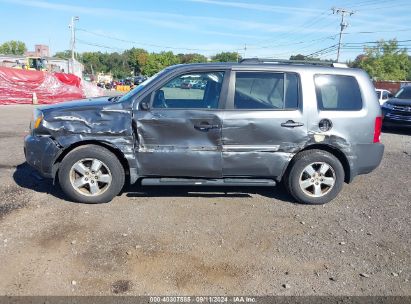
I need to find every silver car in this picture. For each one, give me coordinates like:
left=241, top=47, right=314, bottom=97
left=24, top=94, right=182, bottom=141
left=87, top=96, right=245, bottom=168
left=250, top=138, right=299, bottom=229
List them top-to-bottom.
left=24, top=60, right=384, bottom=204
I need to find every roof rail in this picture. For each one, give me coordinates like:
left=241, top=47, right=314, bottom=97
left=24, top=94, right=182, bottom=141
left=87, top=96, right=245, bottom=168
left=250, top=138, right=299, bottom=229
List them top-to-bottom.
left=240, top=58, right=348, bottom=68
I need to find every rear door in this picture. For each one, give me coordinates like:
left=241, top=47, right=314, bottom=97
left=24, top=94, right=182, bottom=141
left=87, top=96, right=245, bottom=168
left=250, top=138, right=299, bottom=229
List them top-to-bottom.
left=222, top=69, right=308, bottom=178
left=133, top=70, right=228, bottom=178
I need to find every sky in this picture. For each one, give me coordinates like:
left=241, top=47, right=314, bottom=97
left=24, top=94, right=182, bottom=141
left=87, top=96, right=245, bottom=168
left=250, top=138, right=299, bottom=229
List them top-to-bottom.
left=0, top=0, right=410, bottom=62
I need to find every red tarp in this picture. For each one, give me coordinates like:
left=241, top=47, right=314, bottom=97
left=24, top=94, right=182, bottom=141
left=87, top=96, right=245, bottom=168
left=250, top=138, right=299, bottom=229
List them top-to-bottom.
left=0, top=67, right=85, bottom=105
left=54, top=72, right=82, bottom=87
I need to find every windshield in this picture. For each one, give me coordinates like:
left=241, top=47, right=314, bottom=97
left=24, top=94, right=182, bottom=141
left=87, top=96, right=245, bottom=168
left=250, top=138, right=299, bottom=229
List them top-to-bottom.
left=118, top=69, right=169, bottom=102
left=394, top=87, right=411, bottom=99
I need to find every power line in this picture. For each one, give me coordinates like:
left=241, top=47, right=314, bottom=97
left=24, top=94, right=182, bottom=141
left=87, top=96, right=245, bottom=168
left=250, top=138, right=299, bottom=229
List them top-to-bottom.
left=348, top=0, right=396, bottom=8
left=250, top=9, right=332, bottom=48
left=76, top=28, right=227, bottom=53
left=344, top=28, right=411, bottom=35
left=247, top=34, right=338, bottom=50
left=270, top=36, right=338, bottom=58
left=306, top=38, right=411, bottom=58
left=76, top=39, right=124, bottom=51
left=343, top=39, right=411, bottom=44
left=306, top=44, right=338, bottom=57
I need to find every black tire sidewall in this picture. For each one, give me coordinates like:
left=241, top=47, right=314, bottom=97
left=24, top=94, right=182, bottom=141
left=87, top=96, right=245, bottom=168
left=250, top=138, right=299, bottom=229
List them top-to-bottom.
left=58, top=145, right=125, bottom=204
left=287, top=150, right=344, bottom=205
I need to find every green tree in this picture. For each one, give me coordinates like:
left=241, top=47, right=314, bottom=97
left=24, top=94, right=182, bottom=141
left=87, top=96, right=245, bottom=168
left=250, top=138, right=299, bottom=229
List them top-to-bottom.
left=354, top=39, right=410, bottom=81
left=0, top=40, right=27, bottom=55
left=124, top=48, right=149, bottom=75
left=54, top=50, right=71, bottom=59
left=79, top=51, right=131, bottom=79
left=81, top=51, right=106, bottom=74
left=144, top=51, right=180, bottom=76
left=211, top=52, right=240, bottom=62
left=177, top=53, right=208, bottom=64
left=289, top=54, right=324, bottom=61
left=289, top=54, right=307, bottom=60
left=408, top=56, right=411, bottom=81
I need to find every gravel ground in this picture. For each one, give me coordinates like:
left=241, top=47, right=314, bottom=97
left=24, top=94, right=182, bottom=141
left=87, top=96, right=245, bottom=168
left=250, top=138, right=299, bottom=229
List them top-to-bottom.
left=0, top=104, right=409, bottom=296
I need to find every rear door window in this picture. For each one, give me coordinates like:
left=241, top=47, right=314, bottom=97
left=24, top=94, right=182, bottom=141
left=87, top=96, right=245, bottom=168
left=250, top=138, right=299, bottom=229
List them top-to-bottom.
left=234, top=72, right=299, bottom=109
left=314, top=75, right=362, bottom=110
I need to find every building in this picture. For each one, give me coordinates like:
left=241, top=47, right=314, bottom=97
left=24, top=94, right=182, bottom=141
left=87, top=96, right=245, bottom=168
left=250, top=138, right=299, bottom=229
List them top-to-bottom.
left=25, top=44, right=50, bottom=57
left=374, top=80, right=411, bottom=93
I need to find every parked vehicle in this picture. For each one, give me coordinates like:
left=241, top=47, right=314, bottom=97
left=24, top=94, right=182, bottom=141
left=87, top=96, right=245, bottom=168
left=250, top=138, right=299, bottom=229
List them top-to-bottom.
left=24, top=60, right=384, bottom=205
left=134, top=76, right=147, bottom=85
left=123, top=78, right=133, bottom=86
left=165, top=79, right=182, bottom=88
left=180, top=80, right=192, bottom=89
left=192, top=80, right=206, bottom=90
left=96, top=82, right=105, bottom=88
left=381, top=86, right=411, bottom=127
left=375, top=89, right=393, bottom=106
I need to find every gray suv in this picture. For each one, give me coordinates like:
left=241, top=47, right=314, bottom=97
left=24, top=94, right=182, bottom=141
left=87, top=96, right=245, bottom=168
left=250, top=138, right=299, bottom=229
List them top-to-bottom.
left=24, top=60, right=384, bottom=204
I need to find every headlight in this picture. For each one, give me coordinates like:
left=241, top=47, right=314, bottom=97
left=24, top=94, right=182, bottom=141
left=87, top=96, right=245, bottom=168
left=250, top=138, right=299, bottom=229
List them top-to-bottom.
left=382, top=102, right=394, bottom=110
left=32, top=109, right=43, bottom=129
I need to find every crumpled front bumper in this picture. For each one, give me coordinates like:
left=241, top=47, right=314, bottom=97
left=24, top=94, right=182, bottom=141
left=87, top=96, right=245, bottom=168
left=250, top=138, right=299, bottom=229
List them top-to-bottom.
left=24, top=135, right=62, bottom=178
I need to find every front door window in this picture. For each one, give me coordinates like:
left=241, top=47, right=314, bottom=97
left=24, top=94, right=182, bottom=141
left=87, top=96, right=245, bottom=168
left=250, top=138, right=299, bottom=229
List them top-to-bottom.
left=152, top=71, right=225, bottom=109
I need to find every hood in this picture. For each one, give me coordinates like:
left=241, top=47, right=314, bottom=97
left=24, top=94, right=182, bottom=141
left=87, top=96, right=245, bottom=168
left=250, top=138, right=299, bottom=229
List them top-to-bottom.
left=36, top=96, right=133, bottom=142
left=39, top=96, right=122, bottom=112
left=386, top=98, right=411, bottom=106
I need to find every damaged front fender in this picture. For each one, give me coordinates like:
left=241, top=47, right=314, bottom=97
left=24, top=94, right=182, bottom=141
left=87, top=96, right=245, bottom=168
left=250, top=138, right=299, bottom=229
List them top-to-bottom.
left=31, top=98, right=139, bottom=183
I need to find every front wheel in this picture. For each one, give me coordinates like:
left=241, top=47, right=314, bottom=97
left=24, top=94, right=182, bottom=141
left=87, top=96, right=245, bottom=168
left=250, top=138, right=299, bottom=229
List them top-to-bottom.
left=58, top=145, right=125, bottom=204
left=284, top=149, right=344, bottom=205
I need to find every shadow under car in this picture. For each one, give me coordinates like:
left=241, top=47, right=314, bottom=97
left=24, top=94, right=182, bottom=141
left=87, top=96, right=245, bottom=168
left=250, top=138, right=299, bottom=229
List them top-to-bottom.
left=13, top=162, right=295, bottom=204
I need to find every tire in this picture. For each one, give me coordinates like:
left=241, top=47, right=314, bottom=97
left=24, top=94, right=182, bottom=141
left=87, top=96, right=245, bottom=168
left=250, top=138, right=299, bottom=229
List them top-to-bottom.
left=58, top=145, right=125, bottom=204
left=284, top=149, right=344, bottom=205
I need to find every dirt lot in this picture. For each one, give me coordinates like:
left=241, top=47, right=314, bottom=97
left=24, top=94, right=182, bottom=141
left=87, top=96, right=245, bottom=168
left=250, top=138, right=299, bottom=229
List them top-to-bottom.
left=0, top=104, right=409, bottom=296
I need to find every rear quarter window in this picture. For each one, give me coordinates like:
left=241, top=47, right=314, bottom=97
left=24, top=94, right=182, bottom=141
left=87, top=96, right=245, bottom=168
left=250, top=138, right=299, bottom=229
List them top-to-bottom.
left=314, top=74, right=362, bottom=111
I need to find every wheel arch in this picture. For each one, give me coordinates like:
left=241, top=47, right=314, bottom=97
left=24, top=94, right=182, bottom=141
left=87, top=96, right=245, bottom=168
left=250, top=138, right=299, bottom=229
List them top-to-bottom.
left=53, top=140, right=130, bottom=184
left=284, top=144, right=351, bottom=184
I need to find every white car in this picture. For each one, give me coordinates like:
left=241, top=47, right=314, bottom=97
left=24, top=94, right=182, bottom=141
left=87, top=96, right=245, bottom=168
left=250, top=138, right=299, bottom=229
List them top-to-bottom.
left=376, top=89, right=393, bottom=106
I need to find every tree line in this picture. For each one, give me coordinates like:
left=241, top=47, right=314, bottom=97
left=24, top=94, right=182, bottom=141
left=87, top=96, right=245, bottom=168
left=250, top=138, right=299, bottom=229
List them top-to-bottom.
left=1, top=39, right=410, bottom=81
left=54, top=49, right=240, bottom=79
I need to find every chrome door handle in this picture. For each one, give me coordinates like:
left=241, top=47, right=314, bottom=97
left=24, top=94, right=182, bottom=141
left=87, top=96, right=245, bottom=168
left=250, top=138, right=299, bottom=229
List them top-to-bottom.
left=281, top=120, right=304, bottom=128
left=194, top=123, right=220, bottom=131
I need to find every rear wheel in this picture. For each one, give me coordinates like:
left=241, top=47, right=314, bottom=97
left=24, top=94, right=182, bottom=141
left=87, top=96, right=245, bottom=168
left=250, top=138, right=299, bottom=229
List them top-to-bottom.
left=58, top=145, right=125, bottom=203
left=285, top=149, right=344, bottom=204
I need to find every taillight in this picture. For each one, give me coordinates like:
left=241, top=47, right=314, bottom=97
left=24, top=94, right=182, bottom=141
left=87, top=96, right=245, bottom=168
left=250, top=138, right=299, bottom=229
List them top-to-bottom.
left=373, top=116, right=382, bottom=143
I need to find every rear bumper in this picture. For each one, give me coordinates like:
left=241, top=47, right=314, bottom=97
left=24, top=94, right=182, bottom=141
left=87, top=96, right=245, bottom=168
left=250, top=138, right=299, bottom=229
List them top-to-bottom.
left=24, top=135, right=62, bottom=178
left=350, top=143, right=384, bottom=181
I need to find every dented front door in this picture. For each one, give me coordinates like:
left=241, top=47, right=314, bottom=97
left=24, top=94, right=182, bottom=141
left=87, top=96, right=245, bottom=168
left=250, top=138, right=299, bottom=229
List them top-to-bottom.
left=134, top=109, right=224, bottom=178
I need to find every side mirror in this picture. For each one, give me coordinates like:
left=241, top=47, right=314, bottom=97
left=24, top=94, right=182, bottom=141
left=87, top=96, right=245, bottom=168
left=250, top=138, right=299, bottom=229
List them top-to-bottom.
left=140, top=99, right=150, bottom=111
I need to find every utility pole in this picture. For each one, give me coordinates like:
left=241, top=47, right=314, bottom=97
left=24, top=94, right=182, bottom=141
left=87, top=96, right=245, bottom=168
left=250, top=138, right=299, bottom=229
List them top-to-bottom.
left=332, top=7, right=354, bottom=62
left=68, top=16, right=79, bottom=74
left=69, top=16, right=80, bottom=61
left=237, top=44, right=247, bottom=62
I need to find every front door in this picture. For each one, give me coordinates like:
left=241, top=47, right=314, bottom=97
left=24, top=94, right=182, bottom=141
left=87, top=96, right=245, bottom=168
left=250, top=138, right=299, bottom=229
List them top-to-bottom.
left=134, top=70, right=227, bottom=178
left=222, top=70, right=308, bottom=178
